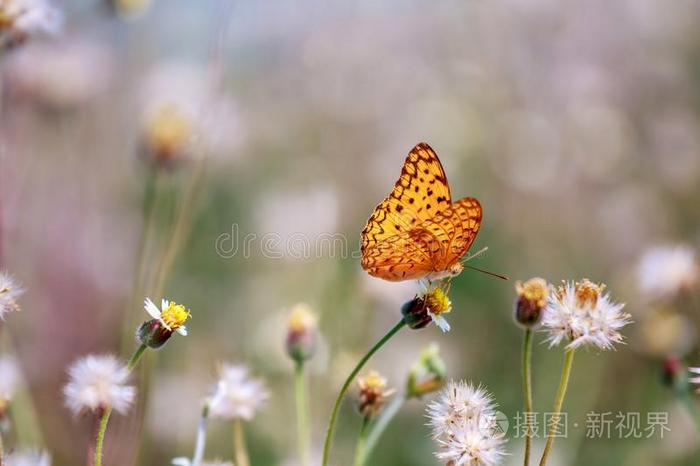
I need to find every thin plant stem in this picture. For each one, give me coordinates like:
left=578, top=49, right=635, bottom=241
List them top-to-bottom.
left=152, top=159, right=206, bottom=297
left=120, top=170, right=161, bottom=351
left=322, top=319, right=407, bottom=466
left=522, top=329, right=534, bottom=466
left=92, top=343, right=148, bottom=466
left=539, top=348, right=575, bottom=466
left=294, top=361, right=310, bottom=466
left=678, top=390, right=700, bottom=435
left=361, top=394, right=406, bottom=464
left=193, top=402, right=210, bottom=466
left=353, top=417, right=371, bottom=466
left=233, top=419, right=250, bottom=466
left=0, top=428, right=4, bottom=466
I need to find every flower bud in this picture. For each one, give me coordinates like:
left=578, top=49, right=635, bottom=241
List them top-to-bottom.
left=514, top=278, right=549, bottom=328
left=401, top=297, right=432, bottom=330
left=285, top=304, right=318, bottom=363
left=136, top=319, right=175, bottom=349
left=406, top=344, right=447, bottom=398
left=662, top=355, right=689, bottom=395
left=357, top=371, right=394, bottom=419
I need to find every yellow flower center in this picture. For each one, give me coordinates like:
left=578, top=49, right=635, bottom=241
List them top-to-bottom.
left=146, top=104, right=192, bottom=160
left=516, top=278, right=549, bottom=308
left=574, top=279, right=604, bottom=308
left=425, top=287, right=451, bottom=316
left=161, top=301, right=190, bottom=330
left=287, top=304, right=317, bottom=333
left=359, top=370, right=387, bottom=390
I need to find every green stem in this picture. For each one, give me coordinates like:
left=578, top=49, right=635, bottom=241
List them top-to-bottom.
left=121, top=170, right=160, bottom=351
left=322, top=319, right=407, bottom=466
left=522, top=329, right=534, bottom=466
left=93, top=343, right=148, bottom=466
left=539, top=348, right=575, bottom=466
left=294, top=361, right=310, bottom=466
left=678, top=391, right=700, bottom=435
left=361, top=394, right=406, bottom=464
left=193, top=402, right=210, bottom=466
left=353, top=417, right=371, bottom=466
left=233, top=419, right=250, bottom=466
left=0, top=428, right=4, bottom=466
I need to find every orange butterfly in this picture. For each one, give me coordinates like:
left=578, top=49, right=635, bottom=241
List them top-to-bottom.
left=361, top=142, right=482, bottom=282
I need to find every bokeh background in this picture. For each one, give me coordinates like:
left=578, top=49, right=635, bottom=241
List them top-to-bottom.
left=1, top=0, right=700, bottom=465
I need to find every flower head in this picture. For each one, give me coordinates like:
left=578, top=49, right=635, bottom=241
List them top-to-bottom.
left=0, top=0, right=62, bottom=49
left=637, top=245, right=699, bottom=299
left=0, top=272, right=24, bottom=319
left=514, top=277, right=549, bottom=328
left=541, top=279, right=631, bottom=350
left=402, top=281, right=453, bottom=332
left=138, top=298, right=191, bottom=348
left=286, top=303, right=318, bottom=363
left=406, top=344, right=447, bottom=398
left=63, top=354, right=136, bottom=415
left=0, top=356, right=22, bottom=415
left=209, top=363, right=268, bottom=421
left=689, top=366, right=700, bottom=393
left=357, top=370, right=394, bottom=419
left=426, top=380, right=496, bottom=439
left=427, top=380, right=506, bottom=466
left=5, top=449, right=51, bottom=466
left=172, top=459, right=232, bottom=466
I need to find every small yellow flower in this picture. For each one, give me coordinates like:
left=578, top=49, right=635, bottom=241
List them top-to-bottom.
left=143, top=103, right=193, bottom=167
left=515, top=277, right=549, bottom=327
left=424, top=287, right=451, bottom=316
left=144, top=298, right=190, bottom=335
left=287, top=303, right=317, bottom=333
left=357, top=370, right=394, bottom=419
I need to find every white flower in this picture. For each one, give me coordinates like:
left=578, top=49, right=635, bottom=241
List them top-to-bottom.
left=0, top=0, right=62, bottom=48
left=637, top=245, right=699, bottom=299
left=0, top=272, right=24, bottom=319
left=418, top=280, right=453, bottom=332
left=541, top=280, right=631, bottom=350
left=144, top=298, right=190, bottom=335
left=63, top=354, right=136, bottom=415
left=0, top=356, right=22, bottom=408
left=209, top=364, right=268, bottom=421
left=690, top=367, right=700, bottom=387
left=426, top=380, right=496, bottom=439
left=427, top=380, right=506, bottom=466
left=435, top=423, right=506, bottom=466
left=5, top=449, right=51, bottom=466
left=172, top=459, right=232, bottom=466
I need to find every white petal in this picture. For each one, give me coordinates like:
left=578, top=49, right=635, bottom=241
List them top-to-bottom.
left=144, top=298, right=161, bottom=319
left=161, top=298, right=169, bottom=310
left=430, top=312, right=451, bottom=332
left=177, top=326, right=188, bottom=336
left=689, top=367, right=700, bottom=375
left=171, top=458, right=192, bottom=466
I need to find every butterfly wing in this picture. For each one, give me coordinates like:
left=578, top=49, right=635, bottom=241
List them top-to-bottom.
left=361, top=143, right=454, bottom=280
left=420, top=197, right=482, bottom=270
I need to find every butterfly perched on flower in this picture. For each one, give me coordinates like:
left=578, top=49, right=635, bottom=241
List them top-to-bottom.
left=361, top=143, right=482, bottom=282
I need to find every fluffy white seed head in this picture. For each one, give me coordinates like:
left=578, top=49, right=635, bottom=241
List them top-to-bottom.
left=541, top=280, right=631, bottom=350
left=63, top=354, right=136, bottom=415
left=208, top=363, right=269, bottom=421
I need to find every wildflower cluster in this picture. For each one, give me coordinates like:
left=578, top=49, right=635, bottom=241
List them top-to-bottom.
left=541, top=279, right=631, bottom=350
left=426, top=381, right=506, bottom=466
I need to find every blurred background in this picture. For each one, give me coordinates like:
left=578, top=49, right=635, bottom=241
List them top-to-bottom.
left=1, top=0, right=700, bottom=465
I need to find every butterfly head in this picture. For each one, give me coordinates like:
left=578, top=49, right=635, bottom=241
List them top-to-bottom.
left=427, top=262, right=464, bottom=282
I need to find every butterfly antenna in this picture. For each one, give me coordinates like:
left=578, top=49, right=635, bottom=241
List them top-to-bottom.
left=462, top=246, right=489, bottom=263
left=463, top=263, right=509, bottom=281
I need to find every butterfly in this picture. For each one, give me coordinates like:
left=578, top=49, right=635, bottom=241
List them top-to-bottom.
left=361, top=142, right=482, bottom=282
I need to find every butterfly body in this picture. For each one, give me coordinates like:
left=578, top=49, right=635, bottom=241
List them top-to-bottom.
left=360, top=143, right=482, bottom=282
